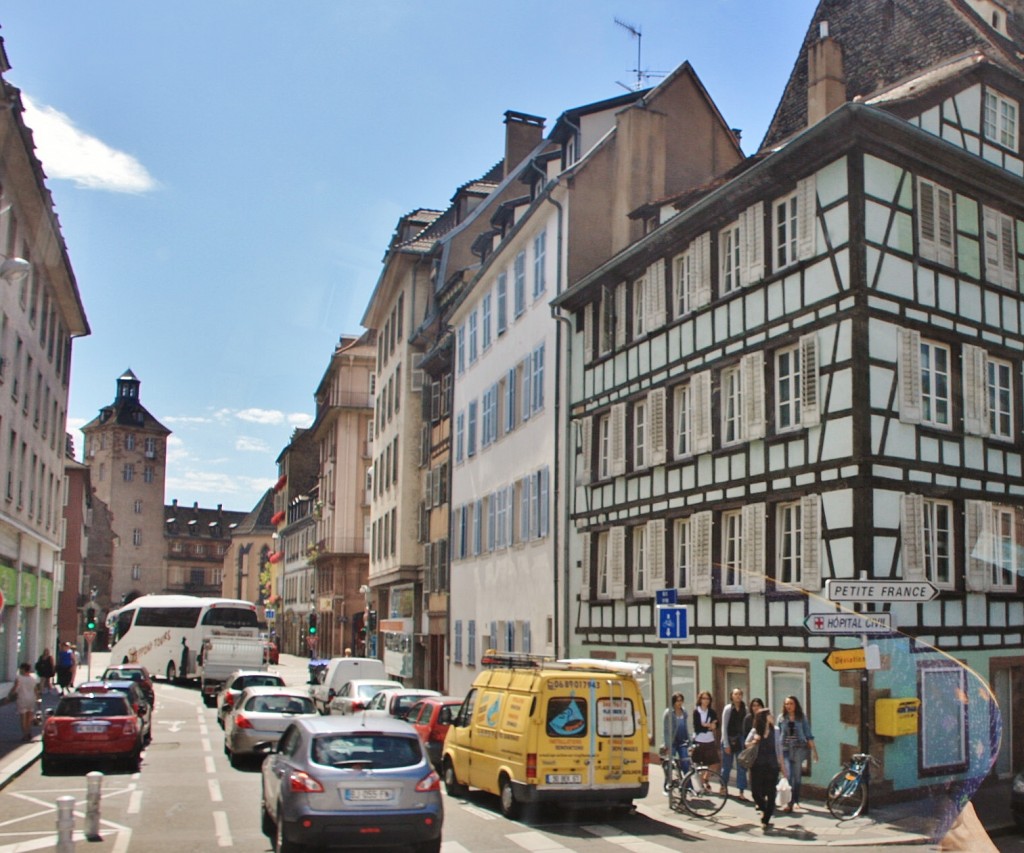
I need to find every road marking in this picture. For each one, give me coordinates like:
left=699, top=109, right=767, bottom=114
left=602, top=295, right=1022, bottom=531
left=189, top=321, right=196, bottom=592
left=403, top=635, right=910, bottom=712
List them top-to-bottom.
left=156, top=719, right=186, bottom=733
left=199, top=725, right=209, bottom=736
left=201, top=737, right=211, bottom=752
left=205, top=756, right=216, bottom=774
left=208, top=779, right=223, bottom=803
left=127, top=789, right=143, bottom=814
left=458, top=803, right=497, bottom=821
left=213, top=810, right=232, bottom=847
left=584, top=824, right=677, bottom=851
left=111, top=827, right=133, bottom=853
left=508, top=830, right=576, bottom=851
left=441, top=843, right=471, bottom=852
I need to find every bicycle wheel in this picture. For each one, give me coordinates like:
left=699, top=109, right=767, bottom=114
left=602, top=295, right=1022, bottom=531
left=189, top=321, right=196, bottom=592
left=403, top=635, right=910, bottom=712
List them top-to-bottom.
left=681, top=769, right=728, bottom=817
left=826, top=769, right=867, bottom=819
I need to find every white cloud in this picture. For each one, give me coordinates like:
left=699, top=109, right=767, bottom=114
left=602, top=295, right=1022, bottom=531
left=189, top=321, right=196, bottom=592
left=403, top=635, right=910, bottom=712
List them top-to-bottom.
left=21, top=94, right=157, bottom=193
left=235, top=408, right=286, bottom=425
left=288, top=412, right=314, bottom=427
left=163, top=415, right=215, bottom=425
left=236, top=436, right=270, bottom=453
left=165, top=470, right=273, bottom=507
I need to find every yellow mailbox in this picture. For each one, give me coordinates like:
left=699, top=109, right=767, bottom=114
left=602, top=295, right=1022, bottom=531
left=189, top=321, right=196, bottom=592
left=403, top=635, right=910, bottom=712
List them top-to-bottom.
left=875, top=697, right=920, bottom=736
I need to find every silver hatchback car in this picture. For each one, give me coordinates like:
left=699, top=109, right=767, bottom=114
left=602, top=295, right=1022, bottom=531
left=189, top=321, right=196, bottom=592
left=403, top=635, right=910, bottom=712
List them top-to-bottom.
left=223, top=686, right=316, bottom=767
left=261, top=715, right=443, bottom=853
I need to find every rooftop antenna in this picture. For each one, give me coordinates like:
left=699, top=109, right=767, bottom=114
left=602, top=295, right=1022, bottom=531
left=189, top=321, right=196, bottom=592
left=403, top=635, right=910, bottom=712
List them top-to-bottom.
left=614, top=17, right=666, bottom=91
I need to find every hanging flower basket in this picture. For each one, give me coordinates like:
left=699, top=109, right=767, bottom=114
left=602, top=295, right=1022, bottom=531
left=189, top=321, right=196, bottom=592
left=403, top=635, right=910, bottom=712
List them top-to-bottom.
left=270, top=510, right=285, bottom=526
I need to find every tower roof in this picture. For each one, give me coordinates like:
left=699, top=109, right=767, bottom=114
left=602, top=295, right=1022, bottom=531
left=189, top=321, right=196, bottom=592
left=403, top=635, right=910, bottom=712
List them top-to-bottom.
left=81, top=369, right=170, bottom=434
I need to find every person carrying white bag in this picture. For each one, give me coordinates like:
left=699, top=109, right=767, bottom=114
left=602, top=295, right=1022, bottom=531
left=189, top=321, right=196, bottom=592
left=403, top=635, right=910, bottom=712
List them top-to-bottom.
left=744, top=708, right=788, bottom=830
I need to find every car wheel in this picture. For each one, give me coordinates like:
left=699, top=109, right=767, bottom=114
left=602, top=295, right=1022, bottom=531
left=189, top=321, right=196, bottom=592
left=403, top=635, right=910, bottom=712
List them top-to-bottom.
left=165, top=662, right=176, bottom=682
left=228, top=749, right=241, bottom=769
left=125, top=751, right=141, bottom=774
left=40, top=754, right=55, bottom=775
left=443, top=758, right=467, bottom=797
left=499, top=774, right=520, bottom=819
left=261, top=799, right=274, bottom=838
left=275, top=807, right=304, bottom=853
left=415, top=840, right=442, bottom=853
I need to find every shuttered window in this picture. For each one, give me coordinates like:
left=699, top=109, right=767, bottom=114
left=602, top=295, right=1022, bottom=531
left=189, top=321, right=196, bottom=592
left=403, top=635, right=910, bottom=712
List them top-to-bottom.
left=918, top=179, right=954, bottom=267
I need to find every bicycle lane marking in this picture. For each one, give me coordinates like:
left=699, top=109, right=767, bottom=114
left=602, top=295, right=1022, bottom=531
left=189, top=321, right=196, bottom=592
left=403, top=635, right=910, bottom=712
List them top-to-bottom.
left=0, top=788, right=132, bottom=853
left=583, top=824, right=678, bottom=852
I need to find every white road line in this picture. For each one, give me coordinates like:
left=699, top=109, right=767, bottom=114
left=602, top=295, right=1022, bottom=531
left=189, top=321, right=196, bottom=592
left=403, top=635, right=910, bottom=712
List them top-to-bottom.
left=199, top=725, right=209, bottom=736
left=201, top=737, right=211, bottom=752
left=205, top=756, right=216, bottom=774
left=208, top=779, right=223, bottom=803
left=127, top=789, right=143, bottom=814
left=457, top=803, right=497, bottom=821
left=213, top=810, right=232, bottom=847
left=583, top=824, right=678, bottom=852
left=111, top=827, right=132, bottom=853
left=507, top=830, right=576, bottom=851
left=441, top=843, right=472, bottom=852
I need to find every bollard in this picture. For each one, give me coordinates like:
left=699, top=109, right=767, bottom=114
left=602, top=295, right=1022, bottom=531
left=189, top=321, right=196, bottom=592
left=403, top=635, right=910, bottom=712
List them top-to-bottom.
left=85, top=771, right=103, bottom=840
left=56, top=795, right=75, bottom=853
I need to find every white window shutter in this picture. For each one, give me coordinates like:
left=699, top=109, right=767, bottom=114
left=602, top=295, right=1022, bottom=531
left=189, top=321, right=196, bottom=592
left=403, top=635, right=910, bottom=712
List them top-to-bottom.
left=797, top=175, right=817, bottom=260
left=919, top=180, right=937, bottom=262
left=936, top=186, right=955, bottom=268
left=744, top=201, right=764, bottom=284
left=983, top=206, right=1000, bottom=285
left=999, top=211, right=1016, bottom=289
left=695, top=232, right=712, bottom=308
left=647, top=260, right=666, bottom=329
left=615, top=284, right=627, bottom=348
left=584, top=303, right=594, bottom=364
left=898, top=328, right=923, bottom=424
left=800, top=332, right=820, bottom=427
left=962, top=344, right=988, bottom=436
left=742, top=352, right=765, bottom=439
left=691, top=371, right=713, bottom=453
left=648, top=388, right=667, bottom=465
left=610, top=403, right=627, bottom=476
left=577, top=417, right=592, bottom=485
left=801, top=494, right=821, bottom=591
left=900, top=494, right=925, bottom=581
left=965, top=500, right=990, bottom=592
left=742, top=502, right=765, bottom=593
left=692, top=511, right=713, bottom=595
left=648, top=518, right=666, bottom=589
left=610, top=526, right=626, bottom=598
left=580, top=533, right=591, bottom=601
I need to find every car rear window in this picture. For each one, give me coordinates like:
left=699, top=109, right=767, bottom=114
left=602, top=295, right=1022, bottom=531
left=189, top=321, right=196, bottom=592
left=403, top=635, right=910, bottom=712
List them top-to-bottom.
left=105, top=669, right=142, bottom=682
left=243, top=675, right=284, bottom=688
left=249, top=695, right=314, bottom=714
left=57, top=696, right=131, bottom=717
left=312, top=734, right=421, bottom=769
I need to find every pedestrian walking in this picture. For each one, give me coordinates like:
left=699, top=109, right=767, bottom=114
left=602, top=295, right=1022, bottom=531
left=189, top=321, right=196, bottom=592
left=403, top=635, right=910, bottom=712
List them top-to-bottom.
left=55, top=642, right=75, bottom=694
left=35, top=648, right=55, bottom=693
left=8, top=662, right=42, bottom=742
left=720, top=687, right=749, bottom=799
left=661, top=692, right=690, bottom=789
left=777, top=695, right=818, bottom=812
left=743, top=697, right=764, bottom=739
left=745, top=708, right=786, bottom=830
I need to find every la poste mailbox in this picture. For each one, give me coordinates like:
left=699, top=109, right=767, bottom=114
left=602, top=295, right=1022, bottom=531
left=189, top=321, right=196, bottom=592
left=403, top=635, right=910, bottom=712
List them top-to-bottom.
left=875, top=697, right=920, bottom=736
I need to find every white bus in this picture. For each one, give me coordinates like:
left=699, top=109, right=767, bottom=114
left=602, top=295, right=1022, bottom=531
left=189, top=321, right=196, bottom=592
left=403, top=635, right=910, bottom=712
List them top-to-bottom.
left=107, top=594, right=260, bottom=681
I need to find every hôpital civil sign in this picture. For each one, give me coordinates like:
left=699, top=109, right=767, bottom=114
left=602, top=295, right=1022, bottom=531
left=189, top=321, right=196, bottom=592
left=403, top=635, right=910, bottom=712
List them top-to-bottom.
left=825, top=579, right=938, bottom=602
left=804, top=612, right=892, bottom=635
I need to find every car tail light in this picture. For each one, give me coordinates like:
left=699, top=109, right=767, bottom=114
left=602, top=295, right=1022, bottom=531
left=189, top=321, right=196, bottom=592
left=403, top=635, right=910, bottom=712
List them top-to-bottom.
left=225, top=694, right=235, bottom=709
left=351, top=701, right=364, bottom=712
left=233, top=713, right=253, bottom=729
left=43, top=719, right=58, bottom=737
left=122, top=719, right=139, bottom=736
left=526, top=753, right=537, bottom=782
left=416, top=769, right=441, bottom=792
left=288, top=770, right=324, bottom=794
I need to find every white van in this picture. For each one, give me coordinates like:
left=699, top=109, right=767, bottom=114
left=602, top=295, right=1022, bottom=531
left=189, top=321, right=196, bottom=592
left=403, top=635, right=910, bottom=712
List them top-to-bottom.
left=308, top=656, right=387, bottom=714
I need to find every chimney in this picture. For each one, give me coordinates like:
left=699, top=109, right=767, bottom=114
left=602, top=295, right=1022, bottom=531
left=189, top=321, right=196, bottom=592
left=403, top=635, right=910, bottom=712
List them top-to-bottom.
left=807, top=21, right=846, bottom=127
left=503, top=111, right=545, bottom=179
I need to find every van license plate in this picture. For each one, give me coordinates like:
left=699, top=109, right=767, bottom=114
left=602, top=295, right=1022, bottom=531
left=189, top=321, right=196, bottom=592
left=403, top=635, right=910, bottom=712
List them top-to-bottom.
left=546, top=774, right=582, bottom=784
left=344, top=788, right=394, bottom=802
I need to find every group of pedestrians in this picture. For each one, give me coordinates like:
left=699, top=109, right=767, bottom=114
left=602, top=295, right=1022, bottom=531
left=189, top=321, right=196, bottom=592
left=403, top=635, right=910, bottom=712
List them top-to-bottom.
left=662, top=688, right=818, bottom=830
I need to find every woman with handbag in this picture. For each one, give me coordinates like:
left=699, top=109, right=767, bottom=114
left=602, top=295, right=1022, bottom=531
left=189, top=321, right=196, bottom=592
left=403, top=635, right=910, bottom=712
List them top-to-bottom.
left=691, top=691, right=720, bottom=774
left=776, top=695, right=818, bottom=812
left=744, top=708, right=786, bottom=829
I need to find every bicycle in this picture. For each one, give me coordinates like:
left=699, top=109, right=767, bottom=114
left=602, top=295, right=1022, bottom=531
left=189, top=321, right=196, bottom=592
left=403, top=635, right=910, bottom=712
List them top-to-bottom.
left=664, top=744, right=728, bottom=818
left=826, top=752, right=878, bottom=819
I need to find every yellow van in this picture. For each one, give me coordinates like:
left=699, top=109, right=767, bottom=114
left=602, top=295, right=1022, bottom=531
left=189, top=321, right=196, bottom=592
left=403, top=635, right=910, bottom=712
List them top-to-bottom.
left=441, top=651, right=650, bottom=817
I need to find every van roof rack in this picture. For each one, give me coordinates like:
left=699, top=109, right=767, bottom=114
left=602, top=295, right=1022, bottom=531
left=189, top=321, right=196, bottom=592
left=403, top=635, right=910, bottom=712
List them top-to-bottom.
left=480, top=650, right=649, bottom=676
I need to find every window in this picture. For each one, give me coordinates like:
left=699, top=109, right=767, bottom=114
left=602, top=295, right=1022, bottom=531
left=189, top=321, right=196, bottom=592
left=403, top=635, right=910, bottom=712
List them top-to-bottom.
left=984, top=89, right=1018, bottom=151
left=918, top=179, right=954, bottom=267
left=774, top=193, right=798, bottom=270
left=983, top=206, right=1016, bottom=289
left=720, top=221, right=742, bottom=293
left=533, top=231, right=546, bottom=298
left=514, top=251, right=526, bottom=317
left=496, top=273, right=508, bottom=334
left=632, top=276, right=647, bottom=338
left=599, top=285, right=617, bottom=355
left=481, top=294, right=492, bottom=351
left=468, top=311, right=478, bottom=364
left=456, top=325, right=465, bottom=374
left=920, top=340, right=951, bottom=428
left=530, top=344, right=544, bottom=414
left=776, top=345, right=802, bottom=431
left=987, top=356, right=1013, bottom=439
left=721, top=365, right=743, bottom=445
left=503, top=367, right=516, bottom=434
left=674, top=383, right=691, bottom=458
left=481, top=385, right=497, bottom=448
left=633, top=399, right=647, bottom=468
left=467, top=401, right=477, bottom=457
left=455, top=412, right=464, bottom=463
left=597, top=413, right=612, bottom=479
left=125, top=433, right=136, bottom=450
left=144, top=436, right=156, bottom=457
left=122, top=463, right=134, bottom=482
left=143, top=465, right=154, bottom=484
left=922, top=498, right=953, bottom=588
left=134, top=499, right=142, bottom=514
left=777, top=501, right=803, bottom=584
left=992, top=506, right=1016, bottom=590
left=721, top=510, right=743, bottom=592
left=675, top=518, right=691, bottom=590
left=633, top=524, right=648, bottom=594
left=132, top=528, right=142, bottom=546
left=596, top=530, right=610, bottom=598
left=131, top=564, right=141, bottom=581
left=453, top=620, right=462, bottom=665
left=919, top=662, right=967, bottom=773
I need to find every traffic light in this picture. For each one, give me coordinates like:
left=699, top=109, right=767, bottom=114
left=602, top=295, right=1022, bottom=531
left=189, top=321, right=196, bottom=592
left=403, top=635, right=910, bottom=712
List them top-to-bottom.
left=86, top=608, right=96, bottom=631
left=367, top=610, right=377, bottom=631
left=308, top=612, right=318, bottom=636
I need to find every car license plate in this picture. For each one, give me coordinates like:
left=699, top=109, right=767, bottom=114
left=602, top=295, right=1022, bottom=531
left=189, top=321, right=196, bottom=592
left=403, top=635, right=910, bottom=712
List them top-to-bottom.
left=76, top=724, right=105, bottom=734
left=546, top=774, right=582, bottom=784
left=344, top=788, right=394, bottom=802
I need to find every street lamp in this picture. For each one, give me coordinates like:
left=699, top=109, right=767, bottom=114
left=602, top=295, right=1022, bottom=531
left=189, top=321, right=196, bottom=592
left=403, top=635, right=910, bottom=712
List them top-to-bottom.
left=0, top=256, right=30, bottom=283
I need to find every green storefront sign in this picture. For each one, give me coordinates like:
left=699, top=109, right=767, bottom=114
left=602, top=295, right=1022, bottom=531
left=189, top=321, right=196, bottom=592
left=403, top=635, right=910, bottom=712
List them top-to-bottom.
left=0, top=564, right=15, bottom=606
left=19, top=572, right=37, bottom=607
left=39, top=576, right=53, bottom=609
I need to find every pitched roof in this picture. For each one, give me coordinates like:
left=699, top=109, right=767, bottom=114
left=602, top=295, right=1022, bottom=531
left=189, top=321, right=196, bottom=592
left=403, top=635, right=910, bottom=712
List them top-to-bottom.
left=761, top=0, right=1024, bottom=151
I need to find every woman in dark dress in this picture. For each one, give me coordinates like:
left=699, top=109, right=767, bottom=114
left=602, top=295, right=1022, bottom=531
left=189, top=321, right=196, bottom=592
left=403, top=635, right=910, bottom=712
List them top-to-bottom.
left=34, top=649, right=55, bottom=693
left=745, top=708, right=787, bottom=829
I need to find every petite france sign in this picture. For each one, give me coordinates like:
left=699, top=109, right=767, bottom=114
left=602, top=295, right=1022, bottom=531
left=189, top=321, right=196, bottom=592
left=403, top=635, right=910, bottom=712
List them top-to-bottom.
left=825, top=579, right=938, bottom=603
left=804, top=612, right=892, bottom=635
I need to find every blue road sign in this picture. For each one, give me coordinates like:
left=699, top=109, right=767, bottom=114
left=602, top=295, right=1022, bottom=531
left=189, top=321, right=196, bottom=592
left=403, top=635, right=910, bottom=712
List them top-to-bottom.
left=656, top=589, right=678, bottom=605
left=656, top=605, right=689, bottom=641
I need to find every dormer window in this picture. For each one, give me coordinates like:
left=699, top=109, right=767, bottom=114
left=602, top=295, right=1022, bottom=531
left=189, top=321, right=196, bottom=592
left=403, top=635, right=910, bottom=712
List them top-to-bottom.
left=983, top=88, right=1018, bottom=151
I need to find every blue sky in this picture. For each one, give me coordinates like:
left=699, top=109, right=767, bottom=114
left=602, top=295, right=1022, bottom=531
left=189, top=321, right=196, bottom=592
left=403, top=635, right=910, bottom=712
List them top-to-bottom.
left=1, top=1, right=817, bottom=512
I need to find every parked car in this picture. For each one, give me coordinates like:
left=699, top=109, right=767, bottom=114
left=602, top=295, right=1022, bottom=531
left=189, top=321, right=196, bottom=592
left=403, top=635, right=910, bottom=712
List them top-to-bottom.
left=100, top=664, right=155, bottom=709
left=216, top=669, right=286, bottom=728
left=327, top=679, right=403, bottom=715
left=78, top=680, right=152, bottom=743
left=223, top=686, right=317, bottom=767
left=365, top=688, right=441, bottom=720
left=42, top=693, right=143, bottom=774
left=407, top=696, right=462, bottom=768
left=260, top=715, right=443, bottom=853
left=1012, top=770, right=1024, bottom=829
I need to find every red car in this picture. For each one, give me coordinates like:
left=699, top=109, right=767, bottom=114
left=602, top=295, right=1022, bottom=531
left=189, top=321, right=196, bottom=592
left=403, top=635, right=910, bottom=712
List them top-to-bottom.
left=42, top=693, right=143, bottom=774
left=407, top=695, right=463, bottom=768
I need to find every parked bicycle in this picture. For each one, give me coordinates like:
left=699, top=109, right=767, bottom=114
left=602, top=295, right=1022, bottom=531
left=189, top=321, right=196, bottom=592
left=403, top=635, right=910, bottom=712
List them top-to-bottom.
left=663, top=744, right=728, bottom=818
left=826, top=752, right=878, bottom=819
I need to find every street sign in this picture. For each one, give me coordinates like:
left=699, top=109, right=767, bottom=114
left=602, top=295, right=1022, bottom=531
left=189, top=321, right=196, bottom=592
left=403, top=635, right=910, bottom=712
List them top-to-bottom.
left=826, top=580, right=938, bottom=602
left=656, top=589, right=678, bottom=605
left=656, top=605, right=689, bottom=641
left=264, top=608, right=276, bottom=620
left=804, top=612, right=892, bottom=635
left=83, top=630, right=97, bottom=645
left=823, top=648, right=867, bottom=671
